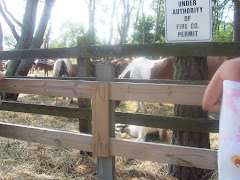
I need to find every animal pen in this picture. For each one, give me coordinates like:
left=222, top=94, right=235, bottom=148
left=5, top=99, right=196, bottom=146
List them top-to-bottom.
left=0, top=42, right=239, bottom=179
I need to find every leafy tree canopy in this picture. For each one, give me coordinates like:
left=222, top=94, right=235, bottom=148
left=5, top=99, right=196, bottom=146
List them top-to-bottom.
left=49, top=21, right=86, bottom=48
left=212, top=23, right=233, bottom=42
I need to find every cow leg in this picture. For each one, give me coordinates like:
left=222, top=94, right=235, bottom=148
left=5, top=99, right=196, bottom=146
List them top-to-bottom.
left=55, top=97, right=58, bottom=105
left=68, top=97, right=74, bottom=104
left=135, top=101, right=141, bottom=112
left=141, top=102, right=147, bottom=113
left=135, top=127, right=146, bottom=142
left=159, top=128, right=167, bottom=141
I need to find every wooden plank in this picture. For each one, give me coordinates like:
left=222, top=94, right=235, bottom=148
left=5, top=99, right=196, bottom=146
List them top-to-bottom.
left=77, top=36, right=92, bottom=139
left=0, top=43, right=240, bottom=59
left=0, top=47, right=81, bottom=60
left=95, top=63, right=116, bottom=180
left=6, top=76, right=208, bottom=85
left=7, top=76, right=96, bottom=81
left=0, top=78, right=93, bottom=98
left=0, top=78, right=207, bottom=106
left=116, top=78, right=210, bottom=85
left=92, top=82, right=110, bottom=157
left=110, top=82, right=206, bottom=106
left=0, top=101, right=91, bottom=119
left=0, top=101, right=218, bottom=133
left=115, top=112, right=219, bottom=133
left=0, top=122, right=92, bottom=152
left=0, top=122, right=217, bottom=170
left=110, top=138, right=217, bottom=170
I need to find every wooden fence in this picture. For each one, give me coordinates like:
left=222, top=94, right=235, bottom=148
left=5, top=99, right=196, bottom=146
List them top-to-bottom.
left=0, top=42, right=239, bottom=179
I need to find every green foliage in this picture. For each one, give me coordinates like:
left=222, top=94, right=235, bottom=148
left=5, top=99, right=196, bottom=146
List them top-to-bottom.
left=131, top=13, right=165, bottom=44
left=132, top=15, right=155, bottom=44
left=49, top=21, right=86, bottom=48
left=212, top=23, right=233, bottom=42
left=3, top=35, right=16, bottom=50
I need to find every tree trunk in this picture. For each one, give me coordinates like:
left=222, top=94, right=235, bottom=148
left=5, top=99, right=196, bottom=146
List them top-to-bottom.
left=3, top=0, right=55, bottom=101
left=5, top=0, right=39, bottom=78
left=15, top=0, right=56, bottom=77
left=88, top=0, right=95, bottom=45
left=108, top=0, right=116, bottom=45
left=117, top=0, right=135, bottom=44
left=118, top=0, right=126, bottom=44
left=132, top=0, right=142, bottom=44
left=141, top=0, right=145, bottom=44
left=152, top=0, right=161, bottom=44
left=234, top=0, right=240, bottom=42
left=44, top=19, right=52, bottom=49
left=77, top=36, right=92, bottom=156
left=170, top=56, right=212, bottom=180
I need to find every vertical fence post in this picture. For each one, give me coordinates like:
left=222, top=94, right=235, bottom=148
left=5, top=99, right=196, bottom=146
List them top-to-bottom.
left=77, top=36, right=92, bottom=136
left=93, top=63, right=115, bottom=180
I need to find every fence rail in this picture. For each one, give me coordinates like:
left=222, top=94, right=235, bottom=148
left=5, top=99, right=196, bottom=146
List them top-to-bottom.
left=0, top=42, right=240, bottom=59
left=0, top=43, right=224, bottom=178
left=0, top=77, right=218, bottom=171
left=0, top=78, right=206, bottom=105
left=0, top=100, right=219, bottom=133
left=0, top=122, right=217, bottom=170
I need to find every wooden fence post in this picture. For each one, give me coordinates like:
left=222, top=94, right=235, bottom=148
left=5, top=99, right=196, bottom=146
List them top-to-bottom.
left=77, top=36, right=92, bottom=136
left=0, top=60, right=2, bottom=71
left=93, top=63, right=115, bottom=180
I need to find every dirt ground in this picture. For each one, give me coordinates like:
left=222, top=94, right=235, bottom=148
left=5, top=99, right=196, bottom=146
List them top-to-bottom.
left=0, top=69, right=219, bottom=179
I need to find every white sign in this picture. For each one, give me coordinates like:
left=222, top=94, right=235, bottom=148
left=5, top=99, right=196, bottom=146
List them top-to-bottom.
left=165, top=0, right=212, bottom=43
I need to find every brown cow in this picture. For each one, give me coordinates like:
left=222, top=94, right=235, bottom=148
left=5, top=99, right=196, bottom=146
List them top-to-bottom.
left=117, top=56, right=237, bottom=142
left=118, top=56, right=238, bottom=113
left=124, top=56, right=236, bottom=81
left=151, top=56, right=236, bottom=80
left=207, top=56, right=237, bottom=80
left=53, top=59, right=73, bottom=104
left=71, top=59, right=99, bottom=77
left=35, top=62, right=54, bottom=77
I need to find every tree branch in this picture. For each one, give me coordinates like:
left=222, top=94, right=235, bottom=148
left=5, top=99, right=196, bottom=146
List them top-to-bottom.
left=2, top=0, right=22, bottom=28
left=15, top=0, right=56, bottom=77
left=30, top=0, right=56, bottom=49
left=0, top=1, right=19, bottom=41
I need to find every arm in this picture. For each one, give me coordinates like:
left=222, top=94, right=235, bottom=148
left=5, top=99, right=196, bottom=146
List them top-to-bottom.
left=203, top=58, right=240, bottom=112
left=202, top=65, right=223, bottom=112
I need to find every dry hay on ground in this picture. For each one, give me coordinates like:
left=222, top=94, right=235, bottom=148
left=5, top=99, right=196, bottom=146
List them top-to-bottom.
left=0, top=69, right=218, bottom=179
left=0, top=96, right=179, bottom=180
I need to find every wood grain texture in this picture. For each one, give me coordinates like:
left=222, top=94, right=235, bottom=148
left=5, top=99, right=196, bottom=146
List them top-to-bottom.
left=0, top=78, right=207, bottom=106
left=0, top=78, right=93, bottom=98
left=92, top=82, right=110, bottom=157
left=110, top=82, right=206, bottom=106
left=0, top=122, right=92, bottom=152
left=0, top=122, right=217, bottom=170
left=110, top=138, right=217, bottom=170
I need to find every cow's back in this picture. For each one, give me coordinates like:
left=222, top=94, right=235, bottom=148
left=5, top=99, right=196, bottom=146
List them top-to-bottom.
left=207, top=56, right=237, bottom=80
left=150, top=57, right=173, bottom=79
